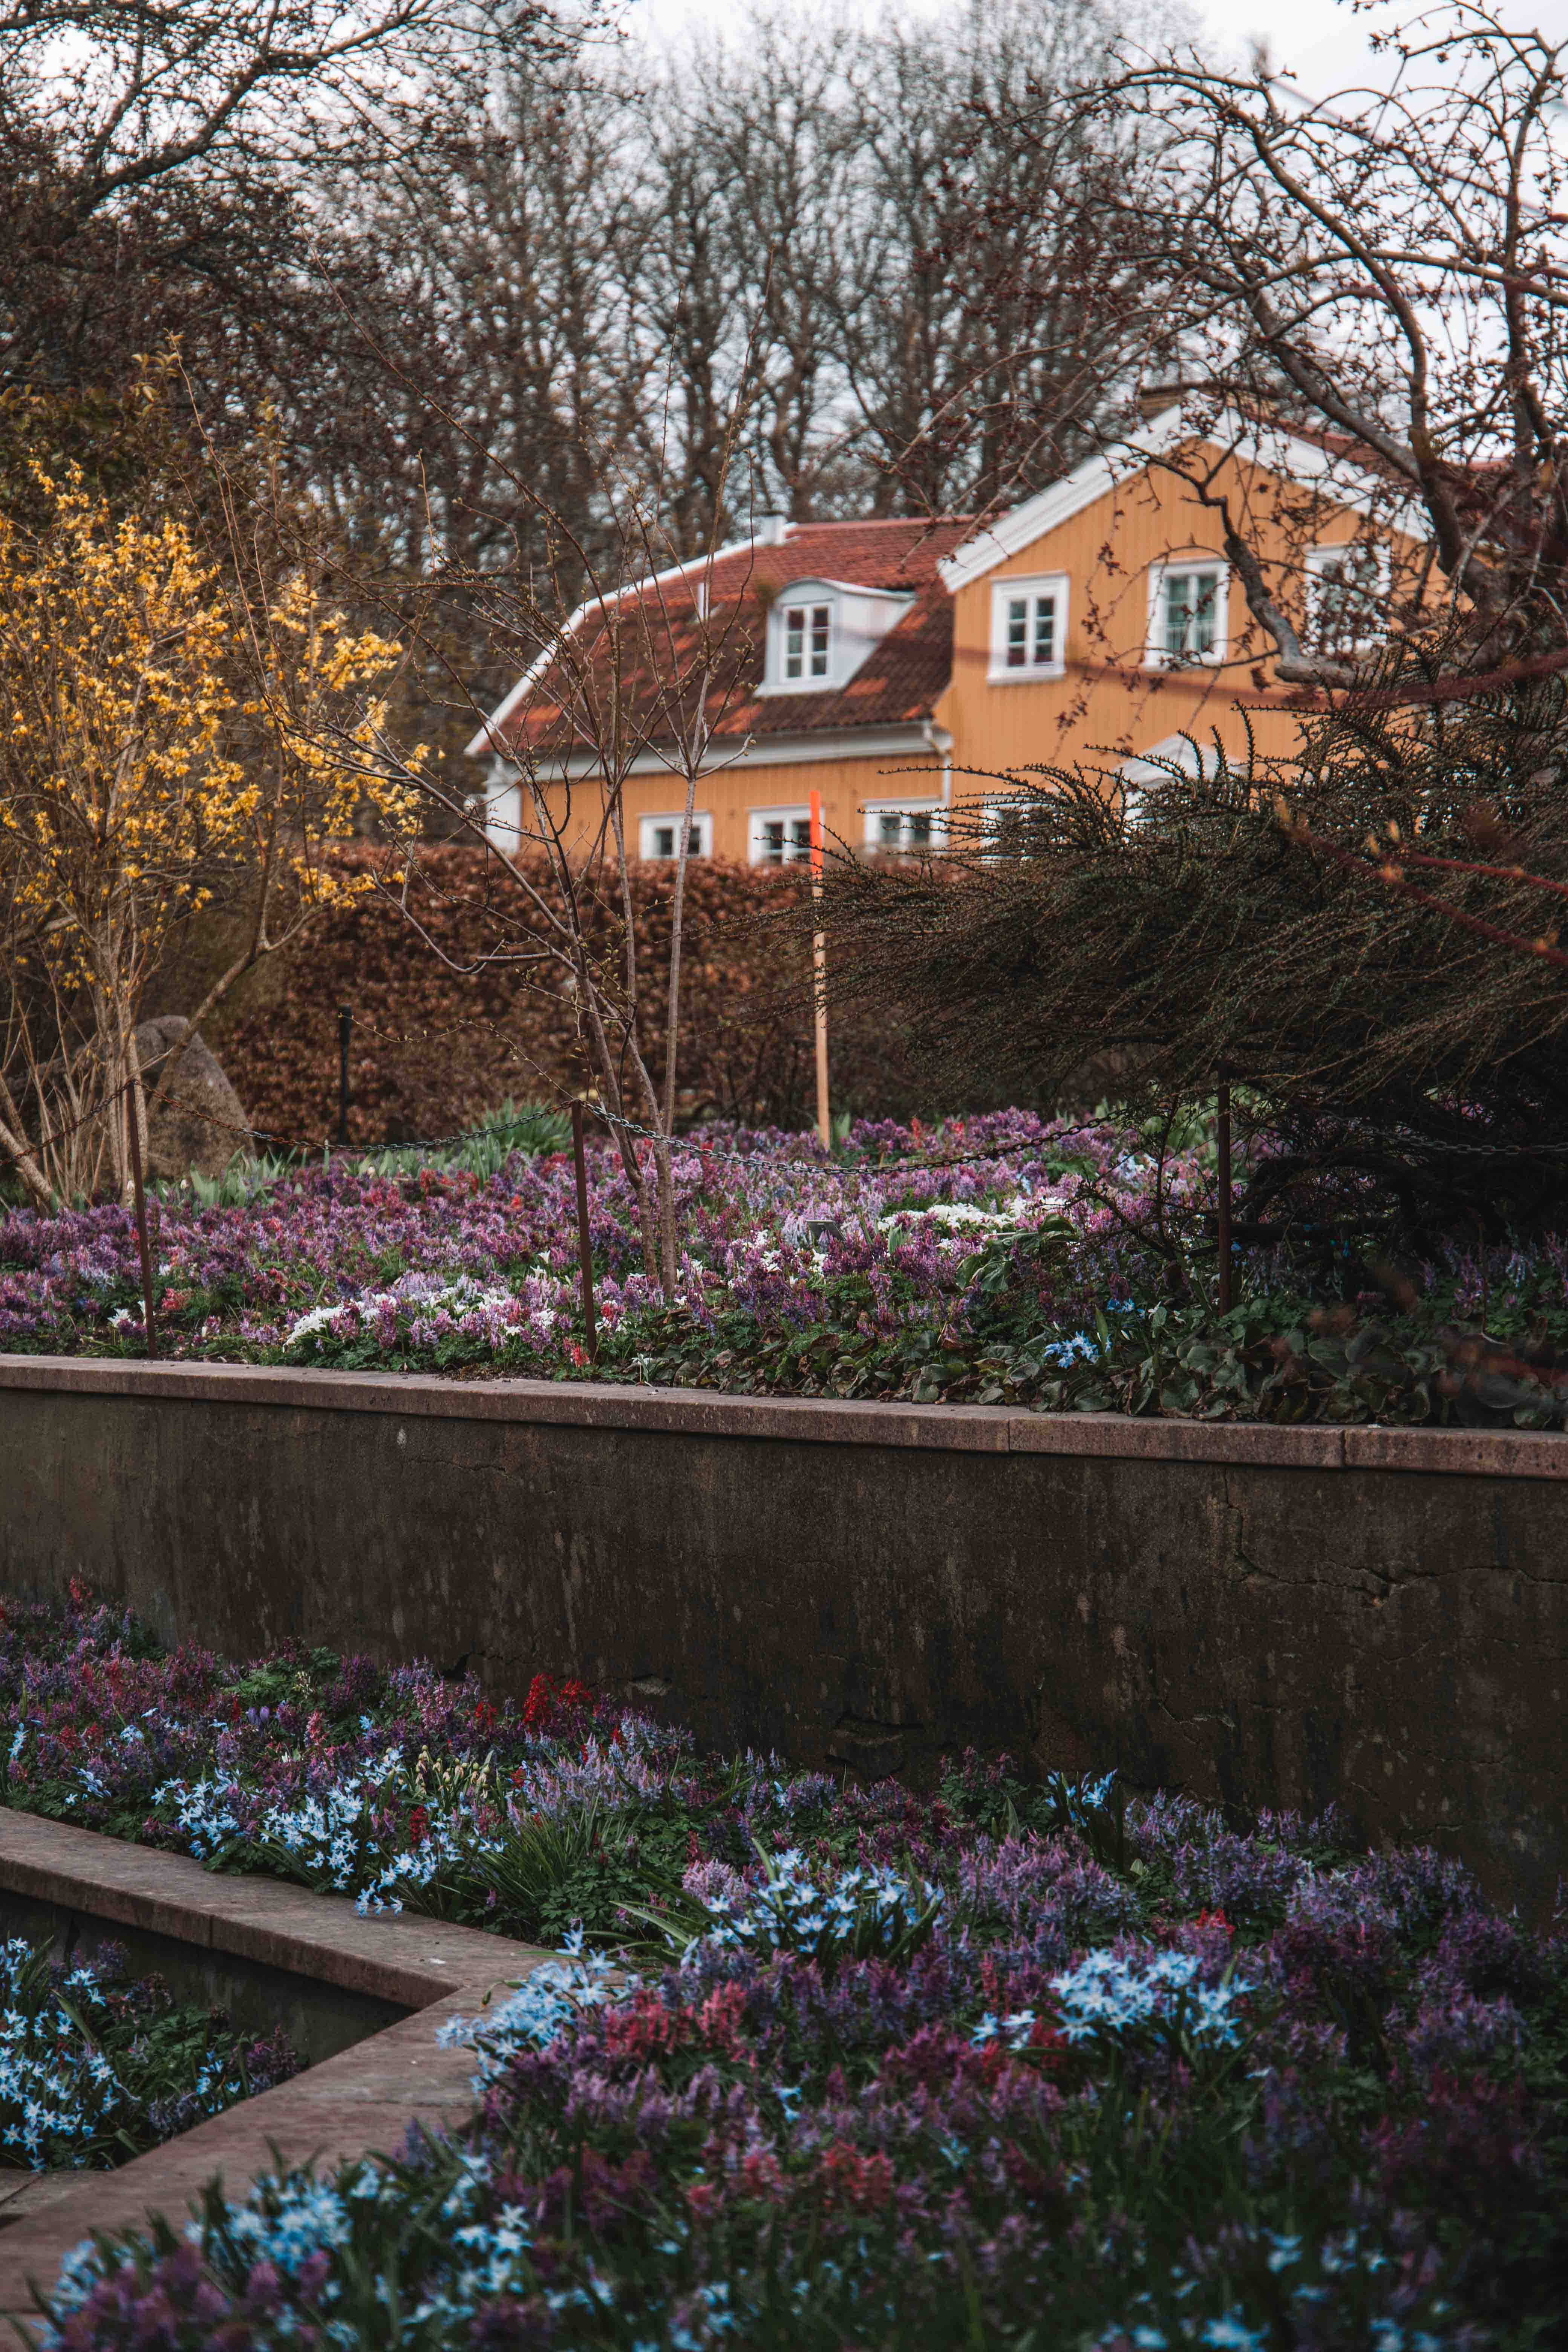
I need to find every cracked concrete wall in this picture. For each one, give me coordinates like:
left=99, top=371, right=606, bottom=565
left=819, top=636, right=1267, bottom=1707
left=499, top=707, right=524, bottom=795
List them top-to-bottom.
left=2, top=1386, right=1563, bottom=1913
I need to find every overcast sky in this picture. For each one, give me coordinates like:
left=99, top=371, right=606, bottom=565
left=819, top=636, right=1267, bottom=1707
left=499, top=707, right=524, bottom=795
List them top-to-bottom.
left=626, top=0, right=1568, bottom=101
left=1187, top=0, right=1382, bottom=77
left=1200, top=0, right=1568, bottom=85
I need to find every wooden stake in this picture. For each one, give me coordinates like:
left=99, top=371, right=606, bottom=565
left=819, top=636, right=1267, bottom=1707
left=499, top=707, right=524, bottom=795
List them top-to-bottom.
left=809, top=789, right=830, bottom=1150
left=1216, top=1067, right=1233, bottom=1317
left=125, top=1082, right=158, bottom=1360
left=571, top=1099, right=599, bottom=1363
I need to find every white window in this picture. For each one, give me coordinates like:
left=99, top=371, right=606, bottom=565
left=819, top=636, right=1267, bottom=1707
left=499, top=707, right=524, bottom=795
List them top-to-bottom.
left=1305, top=541, right=1389, bottom=654
left=1147, top=560, right=1227, bottom=666
left=988, top=573, right=1068, bottom=681
left=783, top=600, right=832, bottom=683
left=863, top=799, right=943, bottom=856
left=748, top=806, right=815, bottom=865
left=639, top=811, right=712, bottom=861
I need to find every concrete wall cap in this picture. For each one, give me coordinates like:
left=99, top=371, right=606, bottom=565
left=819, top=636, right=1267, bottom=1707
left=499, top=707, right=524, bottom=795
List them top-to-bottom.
left=3, top=1352, right=1566, bottom=1475
left=0, top=1807, right=546, bottom=2009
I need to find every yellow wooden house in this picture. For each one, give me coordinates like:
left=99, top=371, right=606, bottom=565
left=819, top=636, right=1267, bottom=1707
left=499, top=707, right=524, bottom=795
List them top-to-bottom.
left=469, top=406, right=1401, bottom=867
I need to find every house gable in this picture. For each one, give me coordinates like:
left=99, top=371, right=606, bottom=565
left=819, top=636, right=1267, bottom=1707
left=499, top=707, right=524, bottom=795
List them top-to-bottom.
left=939, top=404, right=1418, bottom=599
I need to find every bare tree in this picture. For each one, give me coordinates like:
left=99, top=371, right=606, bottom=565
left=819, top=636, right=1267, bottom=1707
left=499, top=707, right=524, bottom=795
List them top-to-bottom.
left=0, top=0, right=520, bottom=387
left=844, top=0, right=1165, bottom=515
left=1080, top=2, right=1568, bottom=695
left=688, top=19, right=870, bottom=521
left=292, top=33, right=641, bottom=775
left=616, top=47, right=775, bottom=553
left=318, top=395, right=768, bottom=1290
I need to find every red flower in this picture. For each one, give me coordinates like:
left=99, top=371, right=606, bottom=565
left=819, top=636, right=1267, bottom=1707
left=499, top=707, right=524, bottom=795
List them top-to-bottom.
left=521, top=1671, right=596, bottom=1733
left=472, top=1699, right=498, bottom=1735
left=407, top=1805, right=429, bottom=1846
left=696, top=1981, right=749, bottom=2059
left=1027, top=2015, right=1070, bottom=2069
left=818, top=2141, right=893, bottom=2211
left=740, top=2148, right=784, bottom=2200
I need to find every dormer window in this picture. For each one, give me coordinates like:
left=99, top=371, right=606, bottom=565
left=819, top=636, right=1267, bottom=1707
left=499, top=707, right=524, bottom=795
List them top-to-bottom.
left=763, top=577, right=914, bottom=696
left=784, top=601, right=832, bottom=680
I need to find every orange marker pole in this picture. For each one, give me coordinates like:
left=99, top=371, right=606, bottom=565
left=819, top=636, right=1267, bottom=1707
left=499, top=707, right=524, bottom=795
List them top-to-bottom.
left=808, top=790, right=830, bottom=1150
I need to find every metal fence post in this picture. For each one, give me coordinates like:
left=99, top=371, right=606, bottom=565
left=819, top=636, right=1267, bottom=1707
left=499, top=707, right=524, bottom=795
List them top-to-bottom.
left=1217, top=1066, right=1233, bottom=1316
left=125, top=1081, right=158, bottom=1360
left=571, top=1099, right=599, bottom=1363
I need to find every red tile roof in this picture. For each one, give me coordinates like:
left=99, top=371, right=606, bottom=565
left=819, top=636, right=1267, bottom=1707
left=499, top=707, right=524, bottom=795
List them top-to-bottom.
left=494, top=517, right=971, bottom=759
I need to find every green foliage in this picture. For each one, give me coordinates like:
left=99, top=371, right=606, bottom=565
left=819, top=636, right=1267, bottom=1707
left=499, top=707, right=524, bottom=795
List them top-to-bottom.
left=354, top=1099, right=570, bottom=1182
left=159, top=1100, right=570, bottom=1211
left=178, top=1153, right=297, bottom=1210
left=1050, top=1291, right=1568, bottom=1428
left=220, top=1651, right=339, bottom=1712
left=484, top=1793, right=645, bottom=1946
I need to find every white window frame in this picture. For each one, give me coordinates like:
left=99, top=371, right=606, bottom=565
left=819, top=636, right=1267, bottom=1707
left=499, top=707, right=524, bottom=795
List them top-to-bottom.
left=1304, top=541, right=1391, bottom=654
left=1145, top=558, right=1229, bottom=669
left=988, top=571, right=1069, bottom=682
left=772, top=596, right=836, bottom=692
left=862, top=798, right=945, bottom=856
left=747, top=805, right=815, bottom=866
left=639, top=810, right=713, bottom=862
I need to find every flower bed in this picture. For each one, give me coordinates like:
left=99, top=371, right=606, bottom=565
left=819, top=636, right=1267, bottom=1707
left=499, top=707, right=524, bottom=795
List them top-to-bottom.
left=6, top=1110, right=1568, bottom=1425
left=7, top=1594, right=1568, bottom=2347
left=0, top=1934, right=296, bottom=2174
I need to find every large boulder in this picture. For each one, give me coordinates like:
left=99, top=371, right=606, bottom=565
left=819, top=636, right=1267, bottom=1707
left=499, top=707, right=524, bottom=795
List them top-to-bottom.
left=133, top=1016, right=253, bottom=1182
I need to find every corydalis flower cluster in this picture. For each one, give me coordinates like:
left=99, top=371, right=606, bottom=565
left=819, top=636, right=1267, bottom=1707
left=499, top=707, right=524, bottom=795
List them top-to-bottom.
left=0, top=1109, right=1171, bottom=1375
left=6, top=1595, right=1565, bottom=2350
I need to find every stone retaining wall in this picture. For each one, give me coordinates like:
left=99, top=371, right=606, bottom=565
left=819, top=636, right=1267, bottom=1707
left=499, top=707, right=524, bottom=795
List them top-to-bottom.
left=2, top=1357, right=1565, bottom=1913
